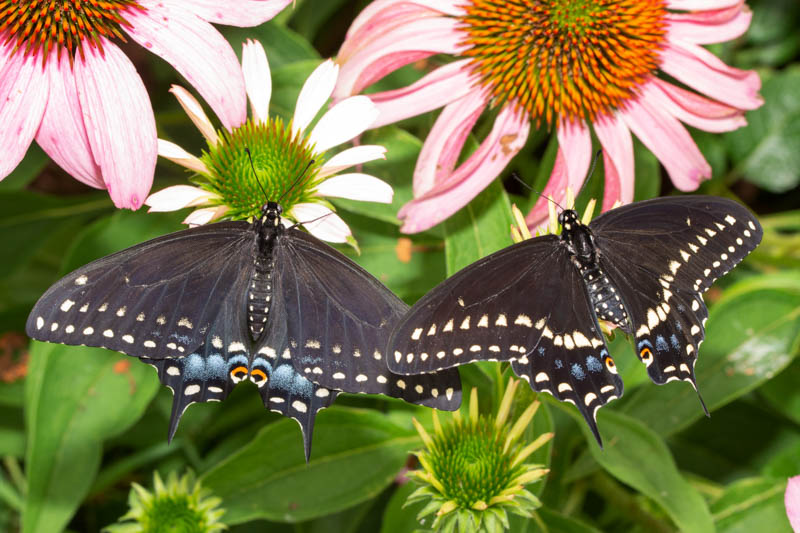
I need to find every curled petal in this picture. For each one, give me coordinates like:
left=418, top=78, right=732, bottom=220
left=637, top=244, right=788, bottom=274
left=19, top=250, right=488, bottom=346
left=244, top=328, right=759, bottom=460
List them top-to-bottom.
left=125, top=0, right=247, bottom=131
left=185, top=0, right=292, bottom=26
left=667, top=3, right=751, bottom=44
left=242, top=39, right=271, bottom=124
left=74, top=41, right=157, bottom=209
left=0, top=44, right=47, bottom=179
left=370, top=59, right=478, bottom=129
left=293, top=60, right=339, bottom=137
left=643, top=79, right=747, bottom=133
left=170, top=85, right=219, bottom=145
left=413, top=88, right=487, bottom=196
left=308, top=96, right=378, bottom=153
left=621, top=97, right=710, bottom=191
left=399, top=106, right=530, bottom=234
left=595, top=115, right=635, bottom=212
left=157, top=139, right=210, bottom=174
left=318, top=145, right=387, bottom=178
left=315, top=173, right=393, bottom=203
left=146, top=185, right=218, bottom=212
left=291, top=203, right=352, bottom=243
left=183, top=205, right=229, bottom=226
left=786, top=476, right=800, bottom=532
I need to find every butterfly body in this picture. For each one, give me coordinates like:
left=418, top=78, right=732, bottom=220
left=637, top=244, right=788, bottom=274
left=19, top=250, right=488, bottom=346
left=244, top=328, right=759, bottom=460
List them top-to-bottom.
left=388, top=196, right=762, bottom=445
left=27, top=202, right=461, bottom=458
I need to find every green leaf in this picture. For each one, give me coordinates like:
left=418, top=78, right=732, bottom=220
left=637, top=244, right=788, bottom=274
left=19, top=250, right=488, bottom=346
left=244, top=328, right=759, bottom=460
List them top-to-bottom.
left=222, top=23, right=319, bottom=69
left=725, top=67, right=800, bottom=193
left=0, top=144, right=48, bottom=191
left=443, top=180, right=514, bottom=275
left=621, top=272, right=800, bottom=436
left=23, top=342, right=160, bottom=533
left=759, top=358, right=800, bottom=425
left=201, top=408, right=419, bottom=524
left=711, top=477, right=792, bottom=533
left=380, top=482, right=428, bottom=533
left=508, top=507, right=603, bottom=533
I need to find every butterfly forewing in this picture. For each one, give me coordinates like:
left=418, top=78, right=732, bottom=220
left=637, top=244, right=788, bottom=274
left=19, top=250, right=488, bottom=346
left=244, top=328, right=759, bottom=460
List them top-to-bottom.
left=279, top=230, right=462, bottom=410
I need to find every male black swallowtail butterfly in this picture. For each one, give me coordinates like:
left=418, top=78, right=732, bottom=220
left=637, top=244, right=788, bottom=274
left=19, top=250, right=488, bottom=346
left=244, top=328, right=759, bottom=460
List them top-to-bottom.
left=387, top=196, right=762, bottom=445
left=26, top=202, right=462, bottom=459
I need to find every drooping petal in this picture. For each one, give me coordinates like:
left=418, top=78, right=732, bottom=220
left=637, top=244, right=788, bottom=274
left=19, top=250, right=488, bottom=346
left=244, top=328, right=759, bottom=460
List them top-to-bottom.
left=125, top=0, right=247, bottom=131
left=183, top=0, right=292, bottom=26
left=667, top=0, right=741, bottom=10
left=667, top=3, right=751, bottom=44
left=335, top=16, right=465, bottom=98
left=242, top=39, right=271, bottom=124
left=73, top=41, right=157, bottom=209
left=660, top=41, right=762, bottom=110
left=0, top=44, right=48, bottom=179
left=36, top=52, right=103, bottom=189
left=369, top=59, right=478, bottom=129
left=293, top=60, right=339, bottom=137
left=643, top=79, right=747, bottom=132
left=170, top=85, right=219, bottom=145
left=412, top=88, right=488, bottom=196
left=308, top=96, right=378, bottom=153
left=621, top=97, right=711, bottom=192
left=398, top=106, right=530, bottom=234
left=594, top=114, right=635, bottom=212
left=157, top=139, right=210, bottom=174
left=317, top=145, right=387, bottom=178
left=315, top=173, right=393, bottom=203
left=146, top=185, right=219, bottom=212
left=291, top=203, right=352, bottom=243
left=183, top=205, right=229, bottom=226
left=786, top=476, right=800, bottom=532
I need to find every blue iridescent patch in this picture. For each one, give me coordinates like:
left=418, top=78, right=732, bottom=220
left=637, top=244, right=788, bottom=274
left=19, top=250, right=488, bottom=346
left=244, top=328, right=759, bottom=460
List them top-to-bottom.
left=669, top=334, right=680, bottom=350
left=655, top=335, right=669, bottom=353
left=586, top=355, right=602, bottom=372
left=555, top=359, right=563, bottom=369
left=571, top=363, right=586, bottom=380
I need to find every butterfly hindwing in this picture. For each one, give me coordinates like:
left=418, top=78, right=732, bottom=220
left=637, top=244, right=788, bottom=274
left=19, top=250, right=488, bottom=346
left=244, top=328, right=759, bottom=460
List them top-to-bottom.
left=278, top=229, right=462, bottom=410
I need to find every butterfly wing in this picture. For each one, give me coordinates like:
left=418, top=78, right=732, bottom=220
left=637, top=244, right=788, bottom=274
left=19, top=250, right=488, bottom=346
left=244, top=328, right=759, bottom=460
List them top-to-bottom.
left=590, top=196, right=762, bottom=390
left=26, top=222, right=255, bottom=359
left=276, top=229, right=462, bottom=411
left=389, top=237, right=623, bottom=444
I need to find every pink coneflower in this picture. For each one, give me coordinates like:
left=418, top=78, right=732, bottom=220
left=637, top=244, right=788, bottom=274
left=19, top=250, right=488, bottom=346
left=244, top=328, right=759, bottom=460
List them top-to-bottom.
left=0, top=0, right=292, bottom=209
left=334, top=0, right=762, bottom=233
left=146, top=40, right=392, bottom=244
left=788, top=476, right=800, bottom=532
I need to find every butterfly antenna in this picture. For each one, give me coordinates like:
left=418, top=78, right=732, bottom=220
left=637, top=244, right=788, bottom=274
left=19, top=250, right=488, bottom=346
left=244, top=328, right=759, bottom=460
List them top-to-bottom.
left=245, top=148, right=270, bottom=204
left=586, top=149, right=602, bottom=181
left=279, top=159, right=316, bottom=204
left=510, top=172, right=566, bottom=212
left=288, top=209, right=333, bottom=231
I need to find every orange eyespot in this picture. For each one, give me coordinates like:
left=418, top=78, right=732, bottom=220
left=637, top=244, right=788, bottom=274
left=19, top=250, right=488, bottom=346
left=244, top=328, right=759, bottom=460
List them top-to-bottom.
left=640, top=347, right=653, bottom=360
left=604, top=356, right=615, bottom=369
left=231, top=366, right=248, bottom=378
left=250, top=368, right=267, bottom=382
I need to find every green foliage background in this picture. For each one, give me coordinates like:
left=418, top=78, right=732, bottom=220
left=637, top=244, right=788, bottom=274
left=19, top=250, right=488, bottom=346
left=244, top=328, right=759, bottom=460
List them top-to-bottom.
left=1, top=0, right=799, bottom=531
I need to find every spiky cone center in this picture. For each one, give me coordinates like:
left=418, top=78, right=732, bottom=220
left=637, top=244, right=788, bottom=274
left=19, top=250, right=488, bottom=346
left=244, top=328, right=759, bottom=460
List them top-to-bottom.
left=0, top=0, right=144, bottom=63
left=458, top=0, right=667, bottom=127
left=199, top=117, right=325, bottom=221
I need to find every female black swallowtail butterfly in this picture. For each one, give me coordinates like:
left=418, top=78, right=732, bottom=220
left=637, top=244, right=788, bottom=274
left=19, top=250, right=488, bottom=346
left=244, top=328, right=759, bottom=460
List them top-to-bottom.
left=387, top=196, right=762, bottom=445
left=26, top=202, right=461, bottom=459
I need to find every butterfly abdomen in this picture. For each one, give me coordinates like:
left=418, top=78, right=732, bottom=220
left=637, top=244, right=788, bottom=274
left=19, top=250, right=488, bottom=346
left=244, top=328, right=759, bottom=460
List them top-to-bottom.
left=248, top=255, right=275, bottom=341
left=578, top=263, right=629, bottom=331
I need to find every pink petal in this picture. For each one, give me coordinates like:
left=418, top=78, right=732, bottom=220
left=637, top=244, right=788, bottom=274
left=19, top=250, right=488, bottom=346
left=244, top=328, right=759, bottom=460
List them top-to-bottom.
left=125, top=0, right=246, bottom=131
left=183, top=0, right=292, bottom=26
left=667, top=0, right=741, bottom=9
left=667, top=3, right=751, bottom=44
left=335, top=16, right=465, bottom=98
left=242, top=39, right=271, bottom=124
left=73, top=41, right=157, bottom=210
left=659, top=42, right=762, bottom=111
left=0, top=44, right=47, bottom=179
left=36, top=52, right=103, bottom=189
left=369, top=59, right=477, bottom=129
left=293, top=60, right=339, bottom=136
left=644, top=79, right=747, bottom=132
left=413, top=88, right=487, bottom=196
left=308, top=96, right=378, bottom=153
left=621, top=97, right=710, bottom=192
left=398, top=106, right=530, bottom=234
left=594, top=115, right=635, bottom=212
left=525, top=120, right=592, bottom=229
left=157, top=139, right=210, bottom=174
left=318, top=145, right=387, bottom=178
left=315, top=173, right=393, bottom=203
left=146, top=185, right=217, bottom=211
left=291, top=203, right=351, bottom=243
left=183, top=205, right=229, bottom=226
left=786, top=476, right=800, bottom=532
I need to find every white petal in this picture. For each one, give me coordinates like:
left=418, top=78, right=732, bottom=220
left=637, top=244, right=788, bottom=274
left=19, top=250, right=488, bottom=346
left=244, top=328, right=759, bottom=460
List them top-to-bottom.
left=242, top=39, right=271, bottom=124
left=292, top=60, right=339, bottom=136
left=170, top=85, right=218, bottom=145
left=308, top=96, right=378, bottom=153
left=157, top=139, right=209, bottom=174
left=317, top=145, right=387, bottom=178
left=315, top=173, right=393, bottom=203
left=146, top=185, right=219, bottom=212
left=290, top=203, right=351, bottom=243
left=182, top=205, right=228, bottom=226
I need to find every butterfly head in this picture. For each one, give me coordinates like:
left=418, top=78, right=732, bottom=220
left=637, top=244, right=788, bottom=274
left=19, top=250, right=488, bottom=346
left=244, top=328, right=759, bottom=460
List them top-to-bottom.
left=260, top=201, right=283, bottom=227
left=558, top=209, right=580, bottom=231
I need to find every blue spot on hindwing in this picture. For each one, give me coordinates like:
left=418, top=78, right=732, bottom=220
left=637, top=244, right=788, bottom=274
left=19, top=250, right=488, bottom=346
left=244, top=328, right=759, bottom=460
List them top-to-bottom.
left=669, top=334, right=680, bottom=350
left=655, top=335, right=669, bottom=353
left=637, top=339, right=653, bottom=351
left=537, top=346, right=545, bottom=356
left=184, top=354, right=205, bottom=380
left=206, top=354, right=226, bottom=379
left=227, top=354, right=248, bottom=369
left=586, top=356, right=602, bottom=372
left=555, top=359, right=563, bottom=369
left=571, top=363, right=586, bottom=380
left=271, top=364, right=295, bottom=390
left=293, top=374, right=314, bottom=398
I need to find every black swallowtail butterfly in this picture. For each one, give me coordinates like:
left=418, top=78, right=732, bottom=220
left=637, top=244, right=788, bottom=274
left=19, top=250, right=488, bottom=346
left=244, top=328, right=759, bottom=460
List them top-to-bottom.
left=387, top=196, right=762, bottom=445
left=26, top=202, right=462, bottom=458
